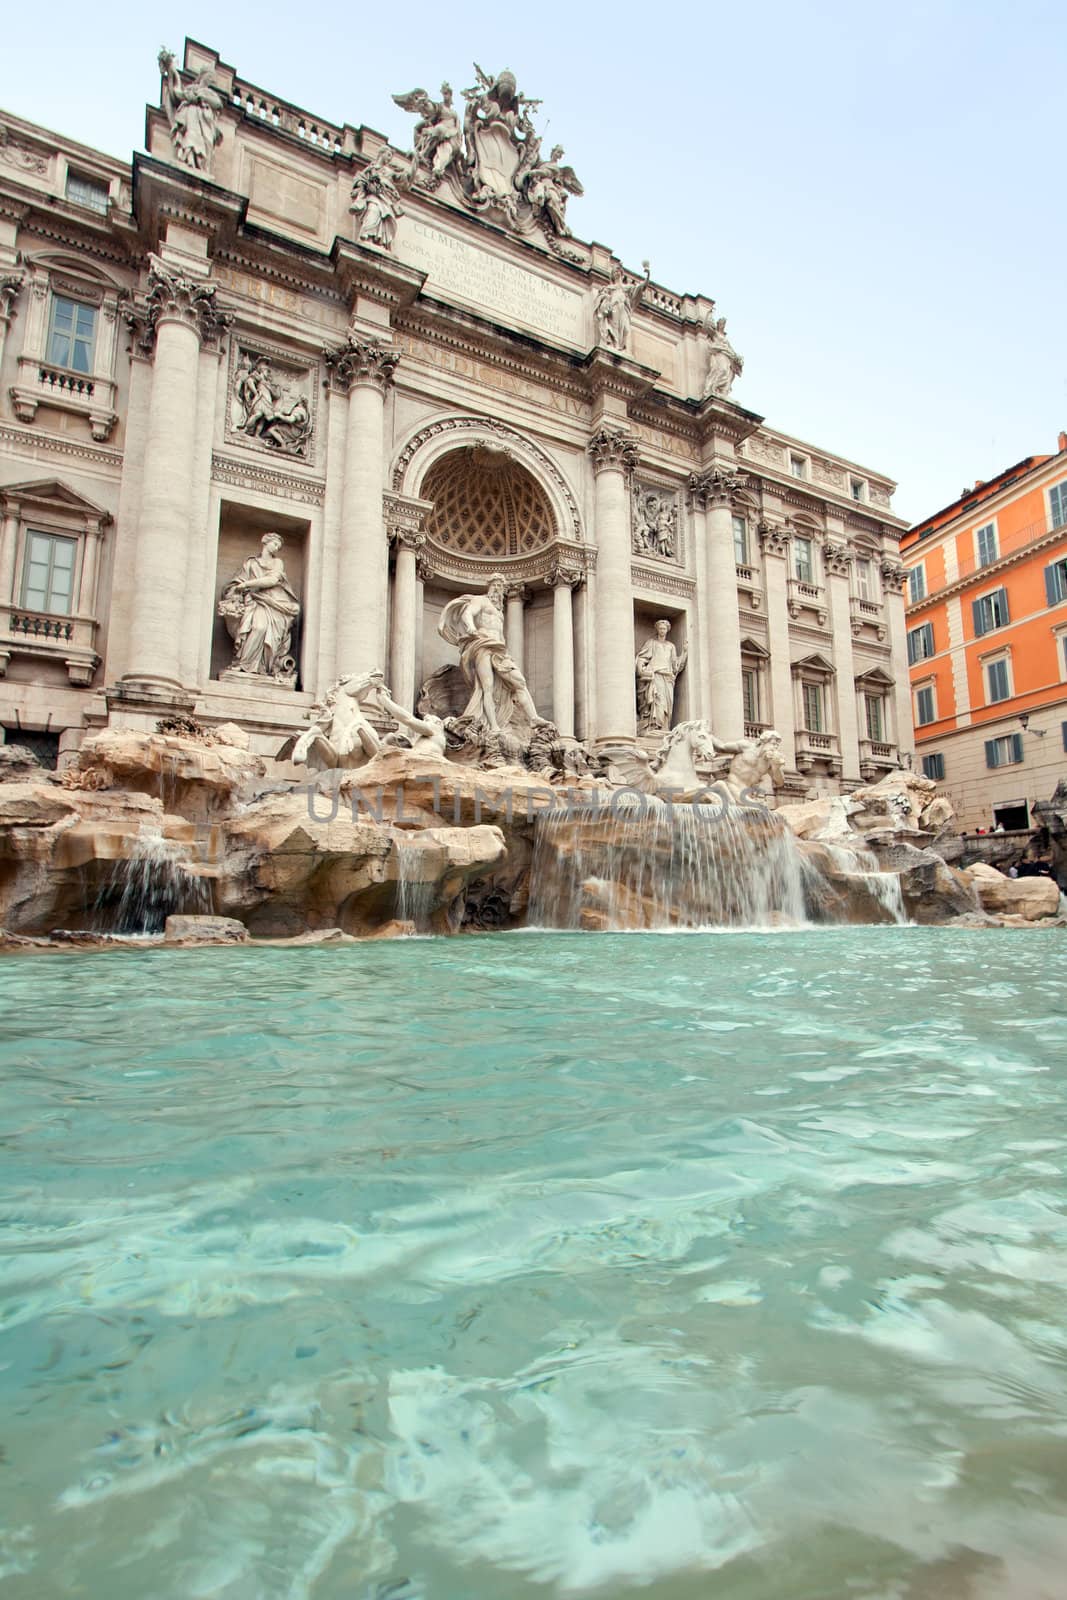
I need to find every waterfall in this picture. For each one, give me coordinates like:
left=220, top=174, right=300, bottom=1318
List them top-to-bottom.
left=527, top=791, right=824, bottom=931
left=93, top=827, right=212, bottom=935
left=394, top=839, right=434, bottom=934
left=815, top=841, right=908, bottom=925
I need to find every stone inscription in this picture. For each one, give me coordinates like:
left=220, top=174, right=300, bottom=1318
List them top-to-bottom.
left=395, top=218, right=587, bottom=348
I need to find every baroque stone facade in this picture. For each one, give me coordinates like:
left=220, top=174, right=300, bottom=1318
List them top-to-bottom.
left=0, top=40, right=911, bottom=788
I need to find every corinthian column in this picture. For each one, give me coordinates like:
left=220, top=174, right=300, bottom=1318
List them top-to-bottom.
left=120, top=264, right=230, bottom=697
left=325, top=334, right=398, bottom=677
left=588, top=426, right=640, bottom=743
left=692, top=465, right=747, bottom=739
left=759, top=521, right=797, bottom=765
left=388, top=526, right=424, bottom=712
left=823, top=541, right=860, bottom=782
left=881, top=558, right=914, bottom=763
left=547, top=564, right=581, bottom=737
left=504, top=583, right=527, bottom=672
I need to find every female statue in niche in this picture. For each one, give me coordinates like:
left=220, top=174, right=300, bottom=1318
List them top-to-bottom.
left=350, top=148, right=404, bottom=249
left=218, top=532, right=301, bottom=684
left=635, top=618, right=687, bottom=734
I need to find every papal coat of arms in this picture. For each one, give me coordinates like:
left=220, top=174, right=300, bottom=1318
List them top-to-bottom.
left=392, top=65, right=583, bottom=254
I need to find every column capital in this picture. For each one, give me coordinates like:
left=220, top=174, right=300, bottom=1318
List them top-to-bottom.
left=124, top=258, right=233, bottom=356
left=0, top=270, right=24, bottom=328
left=323, top=332, right=398, bottom=394
left=588, top=425, right=639, bottom=477
left=688, top=464, right=749, bottom=510
left=758, top=519, right=792, bottom=559
left=390, top=527, right=425, bottom=554
left=822, top=540, right=853, bottom=578
left=879, top=557, right=907, bottom=589
left=545, top=562, right=583, bottom=591
left=504, top=581, right=529, bottom=603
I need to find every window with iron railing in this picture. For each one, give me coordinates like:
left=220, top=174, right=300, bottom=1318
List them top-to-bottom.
left=47, top=296, right=96, bottom=374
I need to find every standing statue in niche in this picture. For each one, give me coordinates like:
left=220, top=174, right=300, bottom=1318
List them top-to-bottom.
left=158, top=49, right=224, bottom=175
left=392, top=84, right=464, bottom=187
left=350, top=148, right=405, bottom=248
left=594, top=261, right=651, bottom=351
left=701, top=314, right=744, bottom=399
left=218, top=532, right=301, bottom=684
left=438, top=573, right=549, bottom=738
left=635, top=619, right=687, bottom=735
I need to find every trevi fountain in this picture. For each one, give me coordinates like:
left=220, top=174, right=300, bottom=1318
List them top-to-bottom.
left=1, top=41, right=1066, bottom=1600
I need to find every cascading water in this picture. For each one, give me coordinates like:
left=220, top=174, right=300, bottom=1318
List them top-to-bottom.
left=527, top=791, right=827, bottom=931
left=93, top=827, right=213, bottom=935
left=394, top=838, right=435, bottom=934
left=815, top=841, right=908, bottom=925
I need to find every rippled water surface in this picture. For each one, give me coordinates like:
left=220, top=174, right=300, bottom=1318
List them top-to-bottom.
left=2, top=929, right=1067, bottom=1599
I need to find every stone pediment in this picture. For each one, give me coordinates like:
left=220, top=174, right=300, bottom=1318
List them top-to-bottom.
left=0, top=479, right=112, bottom=526
left=739, top=636, right=771, bottom=659
left=792, top=651, right=836, bottom=678
left=854, top=664, right=895, bottom=689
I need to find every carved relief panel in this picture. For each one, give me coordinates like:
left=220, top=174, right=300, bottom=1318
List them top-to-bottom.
left=226, top=340, right=317, bottom=464
left=631, top=481, right=681, bottom=564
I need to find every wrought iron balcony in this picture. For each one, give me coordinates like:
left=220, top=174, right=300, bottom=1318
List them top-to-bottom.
left=0, top=603, right=99, bottom=685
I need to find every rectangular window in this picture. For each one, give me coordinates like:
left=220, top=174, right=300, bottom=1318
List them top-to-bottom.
left=65, top=172, right=109, bottom=214
left=47, top=296, right=97, bottom=374
left=790, top=455, right=807, bottom=480
left=850, top=478, right=865, bottom=502
left=1050, top=482, right=1067, bottom=530
left=732, top=514, right=748, bottom=565
left=976, top=522, right=998, bottom=566
left=20, top=530, right=78, bottom=615
left=794, top=537, right=814, bottom=582
left=1045, top=556, right=1067, bottom=606
left=854, top=557, right=873, bottom=601
left=908, top=564, right=926, bottom=603
left=972, top=587, right=1010, bottom=637
left=907, top=621, right=934, bottom=664
left=985, top=657, right=1011, bottom=703
left=742, top=668, right=758, bottom=724
left=802, top=681, right=823, bottom=732
left=915, top=685, right=936, bottom=726
left=864, top=694, right=884, bottom=742
left=985, top=733, right=1023, bottom=768
left=921, top=752, right=945, bottom=781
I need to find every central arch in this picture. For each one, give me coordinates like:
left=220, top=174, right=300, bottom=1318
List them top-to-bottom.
left=420, top=445, right=556, bottom=562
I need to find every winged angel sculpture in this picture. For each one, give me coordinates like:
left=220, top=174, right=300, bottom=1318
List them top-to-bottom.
left=392, top=64, right=583, bottom=241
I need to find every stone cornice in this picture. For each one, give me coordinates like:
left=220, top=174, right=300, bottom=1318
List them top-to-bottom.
left=131, top=154, right=247, bottom=249
left=331, top=238, right=425, bottom=313
left=393, top=309, right=589, bottom=402
left=322, top=332, right=398, bottom=393
left=580, top=348, right=659, bottom=407
left=693, top=393, right=764, bottom=449
left=0, top=422, right=123, bottom=473
left=588, top=425, right=640, bottom=477
left=210, top=451, right=326, bottom=505
left=383, top=489, right=434, bottom=543
left=906, top=523, right=1067, bottom=614
left=416, top=540, right=595, bottom=587
left=630, top=565, right=696, bottom=598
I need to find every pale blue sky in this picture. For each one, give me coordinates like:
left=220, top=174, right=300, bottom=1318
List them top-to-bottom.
left=5, top=0, right=1065, bottom=520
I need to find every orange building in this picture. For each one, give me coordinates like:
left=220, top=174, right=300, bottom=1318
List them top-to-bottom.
left=900, top=434, right=1067, bottom=831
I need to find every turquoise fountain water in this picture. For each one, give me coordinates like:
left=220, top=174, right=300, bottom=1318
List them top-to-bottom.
left=2, top=930, right=1066, bottom=1598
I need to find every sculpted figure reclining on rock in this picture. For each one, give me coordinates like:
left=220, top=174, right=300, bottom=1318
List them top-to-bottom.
left=293, top=671, right=448, bottom=773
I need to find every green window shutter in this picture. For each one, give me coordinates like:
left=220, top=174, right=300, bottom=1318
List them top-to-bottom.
left=973, top=598, right=986, bottom=637
left=985, top=738, right=998, bottom=768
